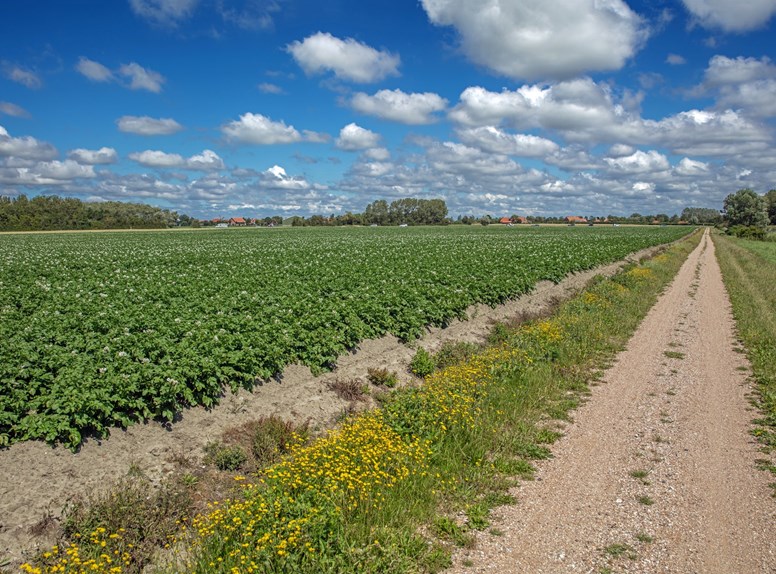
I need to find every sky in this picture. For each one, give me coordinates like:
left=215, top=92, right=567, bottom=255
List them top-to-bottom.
left=1, top=0, right=776, bottom=219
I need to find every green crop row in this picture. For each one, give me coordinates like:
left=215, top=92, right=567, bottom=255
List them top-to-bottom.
left=0, top=225, right=690, bottom=448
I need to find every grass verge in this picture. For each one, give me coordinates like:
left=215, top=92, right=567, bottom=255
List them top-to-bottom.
left=21, top=230, right=700, bottom=574
left=712, top=233, right=776, bottom=490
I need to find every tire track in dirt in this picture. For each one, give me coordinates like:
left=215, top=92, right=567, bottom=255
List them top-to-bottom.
left=449, top=229, right=776, bottom=574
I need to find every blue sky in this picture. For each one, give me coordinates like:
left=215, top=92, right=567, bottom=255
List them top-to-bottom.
left=1, top=0, right=775, bottom=218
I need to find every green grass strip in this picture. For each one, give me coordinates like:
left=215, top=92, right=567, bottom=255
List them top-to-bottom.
left=23, top=231, right=701, bottom=574
left=713, top=233, right=776, bottom=453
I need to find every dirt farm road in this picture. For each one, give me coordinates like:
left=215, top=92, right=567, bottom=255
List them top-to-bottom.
left=449, top=229, right=776, bottom=574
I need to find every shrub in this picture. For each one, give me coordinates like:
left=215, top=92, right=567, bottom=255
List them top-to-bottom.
left=728, top=225, right=766, bottom=240
left=410, top=347, right=436, bottom=378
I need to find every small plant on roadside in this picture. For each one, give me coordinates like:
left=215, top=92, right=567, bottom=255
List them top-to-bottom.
left=487, top=322, right=511, bottom=345
left=434, top=341, right=481, bottom=370
left=410, top=347, right=436, bottom=378
left=664, top=350, right=685, bottom=359
left=367, top=366, right=398, bottom=387
left=328, top=377, right=369, bottom=401
left=250, top=416, right=305, bottom=467
left=203, top=442, right=247, bottom=471
left=637, top=495, right=655, bottom=506
left=466, top=503, right=490, bottom=530
left=432, top=516, right=472, bottom=547
left=636, top=532, right=654, bottom=543
left=604, top=543, right=634, bottom=557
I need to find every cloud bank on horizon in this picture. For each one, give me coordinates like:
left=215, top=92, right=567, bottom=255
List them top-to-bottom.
left=1, top=0, right=775, bottom=218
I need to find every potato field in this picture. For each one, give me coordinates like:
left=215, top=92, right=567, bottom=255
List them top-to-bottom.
left=0, top=225, right=690, bottom=448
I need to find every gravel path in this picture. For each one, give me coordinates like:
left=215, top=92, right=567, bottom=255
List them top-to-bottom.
left=450, top=229, right=776, bottom=574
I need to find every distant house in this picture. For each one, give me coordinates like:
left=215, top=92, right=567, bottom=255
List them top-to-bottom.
left=512, top=216, right=528, bottom=224
left=564, top=216, right=588, bottom=224
left=229, top=217, right=246, bottom=227
left=499, top=217, right=513, bottom=225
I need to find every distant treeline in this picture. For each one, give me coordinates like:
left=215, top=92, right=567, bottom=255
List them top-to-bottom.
left=0, top=195, right=189, bottom=231
left=284, top=198, right=450, bottom=227
left=280, top=201, right=718, bottom=227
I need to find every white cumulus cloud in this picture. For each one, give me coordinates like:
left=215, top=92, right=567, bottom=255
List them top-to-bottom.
left=129, top=0, right=198, bottom=26
left=421, top=0, right=648, bottom=80
left=681, top=0, right=776, bottom=32
left=287, top=32, right=400, bottom=83
left=76, top=57, right=115, bottom=82
left=119, top=62, right=165, bottom=92
left=2, top=63, right=42, bottom=89
left=351, top=89, right=447, bottom=125
left=0, top=102, right=30, bottom=118
left=222, top=113, right=324, bottom=145
left=117, top=115, right=183, bottom=135
left=335, top=123, right=382, bottom=151
left=0, top=126, right=58, bottom=160
left=456, top=126, right=559, bottom=157
left=68, top=147, right=118, bottom=165
left=129, top=149, right=224, bottom=170
left=187, top=149, right=225, bottom=171
left=129, top=150, right=185, bottom=168
left=604, top=150, right=670, bottom=174
left=674, top=157, right=710, bottom=176
left=0, top=160, right=96, bottom=186
left=261, top=165, right=311, bottom=190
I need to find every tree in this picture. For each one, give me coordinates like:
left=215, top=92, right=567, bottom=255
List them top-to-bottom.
left=723, top=189, right=769, bottom=227
left=765, top=189, right=776, bottom=225
left=363, top=199, right=389, bottom=225
left=680, top=207, right=722, bottom=225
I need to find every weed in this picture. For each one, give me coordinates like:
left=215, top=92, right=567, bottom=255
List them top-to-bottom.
left=487, top=322, right=511, bottom=345
left=434, top=341, right=481, bottom=370
left=410, top=347, right=436, bottom=378
left=663, top=350, right=685, bottom=359
left=367, top=367, right=398, bottom=387
left=328, top=377, right=369, bottom=401
left=249, top=416, right=305, bottom=467
left=535, top=428, right=564, bottom=444
left=203, top=442, right=247, bottom=471
left=637, top=495, right=655, bottom=505
left=466, top=503, right=490, bottom=530
left=432, top=516, right=472, bottom=547
left=636, top=532, right=654, bottom=543
left=605, top=543, right=634, bottom=557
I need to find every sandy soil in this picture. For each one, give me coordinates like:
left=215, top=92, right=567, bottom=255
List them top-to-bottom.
left=449, top=229, right=776, bottom=574
left=0, top=241, right=671, bottom=567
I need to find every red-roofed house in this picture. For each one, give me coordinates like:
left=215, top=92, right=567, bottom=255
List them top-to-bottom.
left=512, top=216, right=528, bottom=224
left=564, top=216, right=588, bottom=224
left=229, top=217, right=246, bottom=227
left=499, top=217, right=512, bottom=225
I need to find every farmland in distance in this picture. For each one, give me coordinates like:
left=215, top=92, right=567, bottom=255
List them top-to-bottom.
left=0, top=225, right=690, bottom=447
